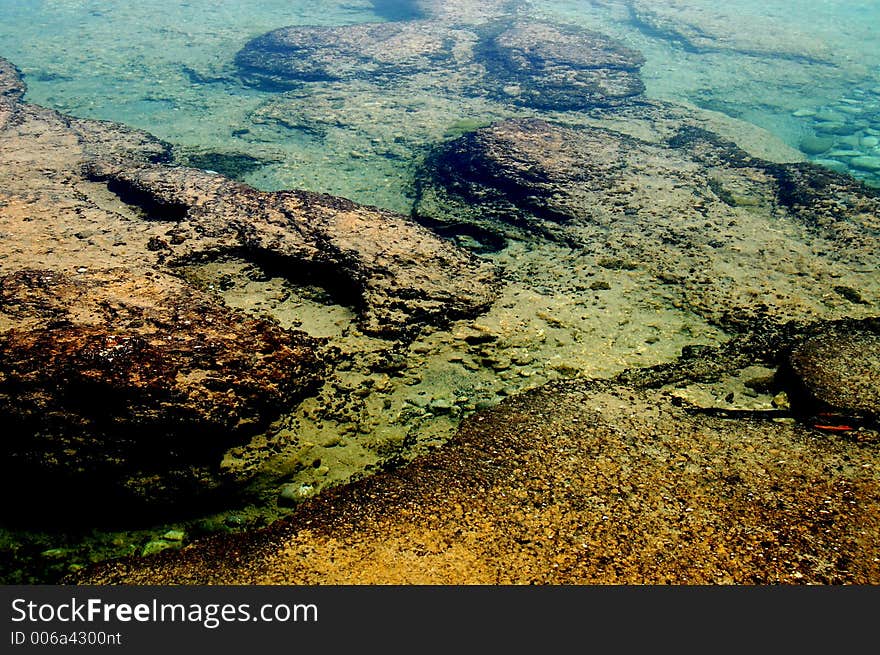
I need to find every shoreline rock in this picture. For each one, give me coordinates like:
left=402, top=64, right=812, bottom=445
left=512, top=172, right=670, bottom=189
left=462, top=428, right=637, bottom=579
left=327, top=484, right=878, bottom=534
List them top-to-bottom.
left=0, top=56, right=495, bottom=512
left=71, top=319, right=880, bottom=584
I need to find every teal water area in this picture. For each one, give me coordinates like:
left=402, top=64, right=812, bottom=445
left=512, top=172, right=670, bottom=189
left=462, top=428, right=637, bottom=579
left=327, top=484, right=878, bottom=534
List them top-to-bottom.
left=1, top=0, right=879, bottom=582
left=2, top=0, right=879, bottom=208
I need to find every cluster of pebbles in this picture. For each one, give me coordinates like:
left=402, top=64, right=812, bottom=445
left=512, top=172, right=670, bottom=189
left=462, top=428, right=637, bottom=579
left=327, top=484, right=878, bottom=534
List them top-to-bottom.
left=793, top=86, right=880, bottom=188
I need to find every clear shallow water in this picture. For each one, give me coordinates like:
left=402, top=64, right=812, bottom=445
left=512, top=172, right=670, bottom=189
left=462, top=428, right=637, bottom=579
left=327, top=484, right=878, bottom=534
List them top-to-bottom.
left=1, top=0, right=879, bottom=582
left=2, top=0, right=880, bottom=206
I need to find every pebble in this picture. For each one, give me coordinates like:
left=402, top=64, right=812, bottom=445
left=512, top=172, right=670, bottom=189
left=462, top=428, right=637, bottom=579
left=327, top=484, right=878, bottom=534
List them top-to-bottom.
left=814, top=110, right=845, bottom=122
left=798, top=135, right=834, bottom=155
left=849, top=156, right=880, bottom=172
left=812, top=159, right=850, bottom=174
left=429, top=398, right=454, bottom=414
left=278, top=483, right=315, bottom=507
left=141, top=540, right=175, bottom=557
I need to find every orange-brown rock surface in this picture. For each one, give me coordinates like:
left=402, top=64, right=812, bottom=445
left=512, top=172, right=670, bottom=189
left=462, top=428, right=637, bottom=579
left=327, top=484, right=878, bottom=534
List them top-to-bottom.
left=0, top=57, right=495, bottom=512
left=415, top=115, right=880, bottom=330
left=73, top=322, right=880, bottom=584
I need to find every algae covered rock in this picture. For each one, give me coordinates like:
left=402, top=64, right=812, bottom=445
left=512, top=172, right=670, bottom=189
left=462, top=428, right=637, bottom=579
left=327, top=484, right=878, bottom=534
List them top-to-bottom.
left=479, top=20, right=645, bottom=110
left=415, top=113, right=880, bottom=330
left=784, top=320, right=880, bottom=421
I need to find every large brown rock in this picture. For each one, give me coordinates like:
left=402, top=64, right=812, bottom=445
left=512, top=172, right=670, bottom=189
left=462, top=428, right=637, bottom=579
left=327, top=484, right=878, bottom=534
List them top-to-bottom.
left=0, top=57, right=494, bottom=511
left=415, top=113, right=880, bottom=330
left=0, top=268, right=324, bottom=509
left=782, top=320, right=880, bottom=422
left=72, top=324, right=880, bottom=584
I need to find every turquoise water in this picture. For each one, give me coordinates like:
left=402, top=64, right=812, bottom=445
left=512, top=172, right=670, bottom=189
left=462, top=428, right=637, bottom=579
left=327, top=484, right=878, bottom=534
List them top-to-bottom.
left=2, top=0, right=880, bottom=582
left=3, top=0, right=879, bottom=208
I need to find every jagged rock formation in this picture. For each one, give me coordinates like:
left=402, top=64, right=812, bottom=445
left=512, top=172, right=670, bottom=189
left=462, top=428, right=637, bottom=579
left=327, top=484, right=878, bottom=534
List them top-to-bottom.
left=0, top=57, right=494, bottom=511
left=414, top=113, right=880, bottom=331
left=84, top=162, right=497, bottom=336
left=72, top=320, right=880, bottom=584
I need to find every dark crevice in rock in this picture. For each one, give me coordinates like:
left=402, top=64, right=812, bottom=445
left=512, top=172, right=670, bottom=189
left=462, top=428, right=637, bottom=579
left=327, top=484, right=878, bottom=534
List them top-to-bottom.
left=102, top=175, right=190, bottom=222
left=408, top=210, right=508, bottom=253
left=224, top=247, right=365, bottom=311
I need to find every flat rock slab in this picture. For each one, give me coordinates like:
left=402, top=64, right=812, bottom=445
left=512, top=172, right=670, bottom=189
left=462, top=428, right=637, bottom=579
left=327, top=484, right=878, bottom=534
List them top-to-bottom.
left=415, top=114, right=880, bottom=330
left=74, top=326, right=880, bottom=584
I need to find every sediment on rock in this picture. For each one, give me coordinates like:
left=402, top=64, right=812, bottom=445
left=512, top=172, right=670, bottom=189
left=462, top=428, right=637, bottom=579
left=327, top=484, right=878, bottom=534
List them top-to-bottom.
left=0, top=56, right=495, bottom=513
left=414, top=114, right=880, bottom=331
left=71, top=318, right=880, bottom=584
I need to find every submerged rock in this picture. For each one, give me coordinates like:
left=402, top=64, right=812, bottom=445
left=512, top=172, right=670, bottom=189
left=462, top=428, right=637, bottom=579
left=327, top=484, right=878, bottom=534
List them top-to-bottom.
left=629, top=0, right=836, bottom=65
left=237, top=16, right=644, bottom=111
left=235, top=21, right=473, bottom=89
left=479, top=21, right=645, bottom=110
left=415, top=112, right=880, bottom=330
left=798, top=135, right=835, bottom=155
left=783, top=320, right=880, bottom=421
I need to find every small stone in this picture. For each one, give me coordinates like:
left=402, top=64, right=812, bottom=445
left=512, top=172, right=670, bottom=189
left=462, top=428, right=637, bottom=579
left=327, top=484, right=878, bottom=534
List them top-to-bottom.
left=814, top=110, right=845, bottom=122
left=798, top=135, right=835, bottom=155
left=849, top=156, right=880, bottom=172
left=812, top=159, right=850, bottom=174
left=771, top=391, right=791, bottom=411
left=429, top=398, right=454, bottom=414
left=278, top=482, right=315, bottom=507
left=162, top=530, right=185, bottom=542
left=141, top=540, right=175, bottom=557
left=40, top=548, right=68, bottom=559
